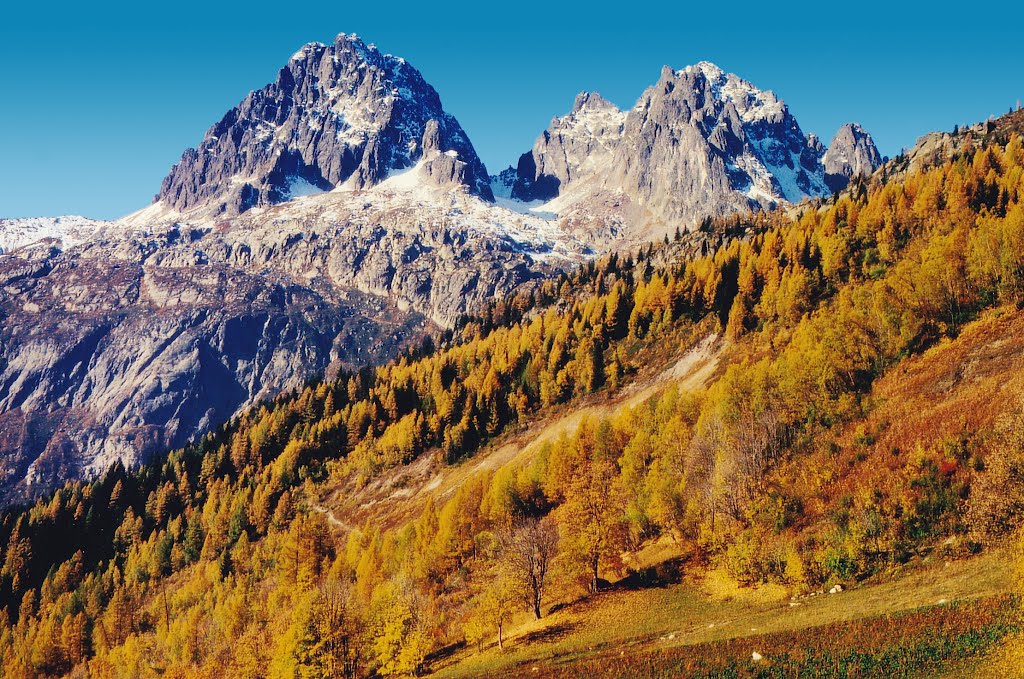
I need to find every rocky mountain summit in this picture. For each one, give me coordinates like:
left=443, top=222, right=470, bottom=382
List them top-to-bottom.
left=158, top=33, right=492, bottom=217
left=507, top=62, right=881, bottom=241
left=512, top=92, right=626, bottom=202
left=823, top=123, right=883, bottom=191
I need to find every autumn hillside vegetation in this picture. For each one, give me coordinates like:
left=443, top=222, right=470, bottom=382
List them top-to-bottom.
left=3, top=128, right=1024, bottom=677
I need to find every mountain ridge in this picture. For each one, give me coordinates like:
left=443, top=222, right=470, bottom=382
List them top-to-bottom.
left=0, top=36, right=889, bottom=505
left=507, top=60, right=881, bottom=241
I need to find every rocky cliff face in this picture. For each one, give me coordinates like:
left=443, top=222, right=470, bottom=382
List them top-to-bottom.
left=158, top=33, right=492, bottom=217
left=505, top=62, right=881, bottom=242
left=612, top=62, right=829, bottom=230
left=512, top=92, right=626, bottom=202
left=823, top=123, right=882, bottom=191
left=0, top=232, right=429, bottom=504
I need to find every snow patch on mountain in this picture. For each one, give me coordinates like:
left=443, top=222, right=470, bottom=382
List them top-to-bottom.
left=681, top=61, right=788, bottom=125
left=309, top=163, right=582, bottom=262
left=284, top=176, right=326, bottom=199
left=0, top=216, right=109, bottom=254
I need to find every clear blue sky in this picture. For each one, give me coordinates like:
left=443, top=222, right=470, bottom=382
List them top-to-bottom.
left=3, top=0, right=1022, bottom=220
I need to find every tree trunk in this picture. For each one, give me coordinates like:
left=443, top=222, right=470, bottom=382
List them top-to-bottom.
left=163, top=584, right=171, bottom=631
left=498, top=620, right=504, bottom=650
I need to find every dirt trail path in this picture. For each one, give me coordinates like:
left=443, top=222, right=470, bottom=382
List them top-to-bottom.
left=472, top=331, right=723, bottom=476
left=311, top=503, right=355, bottom=532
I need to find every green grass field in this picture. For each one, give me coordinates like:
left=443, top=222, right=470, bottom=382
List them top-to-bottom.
left=431, top=550, right=1015, bottom=677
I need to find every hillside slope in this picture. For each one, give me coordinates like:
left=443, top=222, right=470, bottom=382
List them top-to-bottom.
left=2, top=122, right=1024, bottom=677
left=431, top=303, right=1024, bottom=676
left=317, top=330, right=724, bottom=532
left=434, top=552, right=1013, bottom=678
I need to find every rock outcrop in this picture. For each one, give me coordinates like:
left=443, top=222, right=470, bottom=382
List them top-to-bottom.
left=610, top=62, right=829, bottom=229
left=512, top=92, right=626, bottom=202
left=823, top=123, right=882, bottom=191
left=0, top=232, right=430, bottom=505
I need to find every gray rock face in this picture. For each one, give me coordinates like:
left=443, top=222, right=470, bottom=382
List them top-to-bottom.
left=158, top=33, right=492, bottom=216
left=507, top=62, right=858, bottom=241
left=609, top=63, right=830, bottom=228
left=512, top=92, right=625, bottom=201
left=418, top=120, right=488, bottom=191
left=823, top=123, right=882, bottom=191
left=489, top=166, right=518, bottom=199
left=0, top=187, right=572, bottom=504
left=215, top=189, right=569, bottom=329
left=0, top=234, right=431, bottom=505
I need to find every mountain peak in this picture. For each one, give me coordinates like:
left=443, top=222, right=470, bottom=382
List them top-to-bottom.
left=158, top=34, right=492, bottom=216
left=288, top=41, right=327, bottom=62
left=687, top=60, right=726, bottom=80
left=674, top=61, right=786, bottom=125
left=511, top=91, right=626, bottom=202
left=572, top=91, right=618, bottom=114
left=823, top=122, right=882, bottom=191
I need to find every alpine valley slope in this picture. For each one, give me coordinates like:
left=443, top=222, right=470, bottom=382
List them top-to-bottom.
left=0, top=33, right=879, bottom=506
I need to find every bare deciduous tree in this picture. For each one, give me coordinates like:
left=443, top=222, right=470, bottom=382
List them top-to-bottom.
left=502, top=516, right=558, bottom=619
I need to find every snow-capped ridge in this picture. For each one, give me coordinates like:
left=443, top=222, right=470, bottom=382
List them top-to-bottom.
left=289, top=42, right=327, bottom=62
left=678, top=60, right=786, bottom=124
left=681, top=60, right=726, bottom=80
left=571, top=91, right=619, bottom=114
left=0, top=215, right=110, bottom=254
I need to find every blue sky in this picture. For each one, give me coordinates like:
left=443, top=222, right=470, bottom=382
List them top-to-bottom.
left=2, top=0, right=1022, bottom=220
